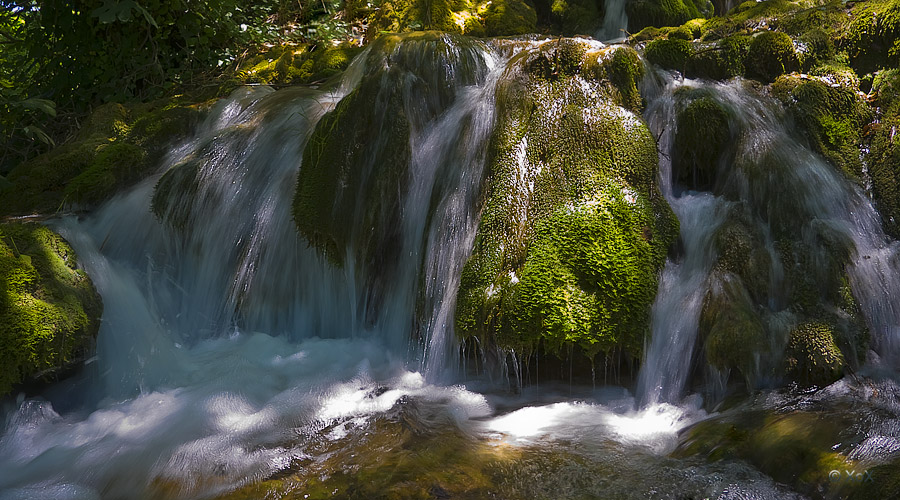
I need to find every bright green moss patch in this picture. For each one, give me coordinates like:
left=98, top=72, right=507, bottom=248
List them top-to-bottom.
left=843, top=0, right=900, bottom=74
left=684, top=34, right=751, bottom=80
left=238, top=43, right=364, bottom=86
left=867, top=69, right=900, bottom=239
left=0, top=222, right=102, bottom=395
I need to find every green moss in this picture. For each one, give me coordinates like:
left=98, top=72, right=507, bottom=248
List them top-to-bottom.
left=366, top=0, right=491, bottom=37
left=483, top=0, right=538, bottom=36
left=549, top=0, right=601, bottom=35
left=626, top=0, right=711, bottom=33
left=843, top=0, right=900, bottom=74
left=746, top=30, right=800, bottom=82
left=293, top=33, right=483, bottom=270
left=685, top=34, right=751, bottom=80
left=643, top=38, right=693, bottom=71
left=455, top=39, right=677, bottom=359
left=606, top=46, right=645, bottom=111
left=867, top=69, right=900, bottom=239
left=770, top=74, right=873, bottom=180
left=673, top=93, right=731, bottom=189
left=75, top=102, right=130, bottom=142
left=65, top=143, right=146, bottom=206
left=712, top=209, right=773, bottom=304
left=0, top=222, right=102, bottom=395
left=700, top=273, right=768, bottom=386
left=785, top=322, right=845, bottom=387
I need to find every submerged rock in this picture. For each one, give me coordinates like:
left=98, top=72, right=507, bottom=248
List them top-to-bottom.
left=0, top=222, right=102, bottom=395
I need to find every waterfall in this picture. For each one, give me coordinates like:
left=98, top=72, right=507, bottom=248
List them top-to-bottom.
left=597, top=0, right=629, bottom=42
left=638, top=72, right=900, bottom=404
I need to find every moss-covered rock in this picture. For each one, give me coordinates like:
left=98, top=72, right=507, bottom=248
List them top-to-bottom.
left=484, top=0, right=538, bottom=35
left=547, top=0, right=601, bottom=35
left=626, top=0, right=711, bottom=34
left=842, top=0, right=900, bottom=74
left=746, top=30, right=800, bottom=82
left=293, top=32, right=487, bottom=279
left=684, top=34, right=751, bottom=80
left=643, top=37, right=693, bottom=71
left=455, top=38, right=678, bottom=358
left=239, top=43, right=364, bottom=86
left=866, top=69, right=900, bottom=239
left=769, top=74, right=873, bottom=181
left=673, top=93, right=732, bottom=189
left=711, top=208, right=772, bottom=304
left=0, top=222, right=102, bottom=395
left=700, top=272, right=768, bottom=386
left=784, top=321, right=845, bottom=386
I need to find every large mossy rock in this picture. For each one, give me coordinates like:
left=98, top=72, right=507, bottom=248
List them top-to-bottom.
left=365, top=0, right=536, bottom=38
left=626, top=0, right=711, bottom=34
left=843, top=0, right=900, bottom=75
left=745, top=30, right=800, bottom=82
left=293, top=32, right=489, bottom=283
left=455, top=39, right=678, bottom=358
left=238, top=43, right=364, bottom=86
left=867, top=69, right=900, bottom=239
left=770, top=74, right=873, bottom=182
left=672, top=92, right=732, bottom=190
left=0, top=101, right=205, bottom=216
left=0, top=222, right=102, bottom=395
left=784, top=321, right=845, bottom=386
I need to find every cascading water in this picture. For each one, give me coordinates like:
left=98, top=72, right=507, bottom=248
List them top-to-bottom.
left=597, top=0, right=629, bottom=42
left=3, top=34, right=900, bottom=500
left=637, top=69, right=900, bottom=404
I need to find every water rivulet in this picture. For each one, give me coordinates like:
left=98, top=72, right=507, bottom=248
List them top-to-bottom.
left=2, top=34, right=900, bottom=499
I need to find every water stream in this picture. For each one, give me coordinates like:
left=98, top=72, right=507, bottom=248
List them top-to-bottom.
left=2, top=39, right=900, bottom=499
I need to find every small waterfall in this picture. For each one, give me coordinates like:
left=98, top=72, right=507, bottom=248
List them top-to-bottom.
left=597, top=0, right=629, bottom=42
left=638, top=71, right=900, bottom=404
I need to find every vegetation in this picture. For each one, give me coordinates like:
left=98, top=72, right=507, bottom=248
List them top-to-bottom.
left=0, top=222, right=102, bottom=395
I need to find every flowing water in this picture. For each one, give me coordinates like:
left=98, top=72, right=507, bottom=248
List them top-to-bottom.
left=597, top=0, right=629, bottom=42
left=2, top=39, right=900, bottom=499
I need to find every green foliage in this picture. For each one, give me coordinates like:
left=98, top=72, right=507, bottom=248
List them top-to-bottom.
left=842, top=0, right=900, bottom=74
left=770, top=74, right=873, bottom=180
left=0, top=222, right=102, bottom=395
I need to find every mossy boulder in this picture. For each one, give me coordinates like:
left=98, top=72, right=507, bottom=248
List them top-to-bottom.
left=484, top=0, right=538, bottom=35
left=547, top=0, right=601, bottom=35
left=626, top=0, right=711, bottom=34
left=842, top=0, right=900, bottom=74
left=746, top=30, right=800, bottom=82
left=293, top=32, right=488, bottom=286
left=684, top=34, right=751, bottom=80
left=643, top=38, right=693, bottom=71
left=455, top=39, right=678, bottom=358
left=238, top=43, right=364, bottom=85
left=867, top=69, right=900, bottom=239
left=770, top=74, right=873, bottom=181
left=673, top=93, right=732, bottom=189
left=711, top=208, right=772, bottom=304
left=0, top=222, right=102, bottom=395
left=699, top=272, right=768, bottom=386
left=784, top=321, right=845, bottom=387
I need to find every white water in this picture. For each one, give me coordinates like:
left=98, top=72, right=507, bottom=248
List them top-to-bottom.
left=597, top=0, right=629, bottom=42
left=4, top=38, right=900, bottom=499
left=638, top=72, right=900, bottom=404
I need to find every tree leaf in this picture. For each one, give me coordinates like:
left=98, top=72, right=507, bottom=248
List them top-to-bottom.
left=15, top=98, right=57, bottom=117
